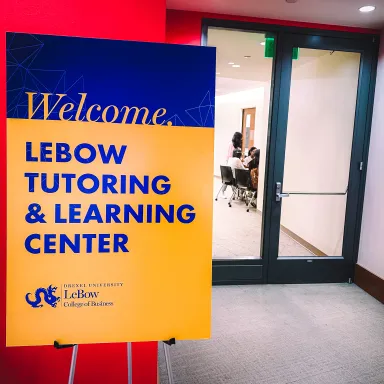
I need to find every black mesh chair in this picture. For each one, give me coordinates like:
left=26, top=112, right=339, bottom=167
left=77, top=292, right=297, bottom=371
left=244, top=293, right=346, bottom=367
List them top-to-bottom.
left=215, top=165, right=235, bottom=201
left=229, top=168, right=250, bottom=207
left=232, top=168, right=259, bottom=212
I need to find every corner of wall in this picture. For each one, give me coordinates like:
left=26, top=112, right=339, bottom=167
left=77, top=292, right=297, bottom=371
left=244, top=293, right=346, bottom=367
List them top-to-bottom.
left=166, top=10, right=202, bottom=46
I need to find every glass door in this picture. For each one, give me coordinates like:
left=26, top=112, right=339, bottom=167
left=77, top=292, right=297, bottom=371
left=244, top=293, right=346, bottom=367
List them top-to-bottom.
left=207, top=27, right=275, bottom=284
left=266, top=33, right=376, bottom=283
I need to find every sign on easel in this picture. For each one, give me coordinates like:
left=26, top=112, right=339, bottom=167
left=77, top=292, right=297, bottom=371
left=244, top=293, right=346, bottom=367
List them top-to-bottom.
left=6, top=32, right=215, bottom=347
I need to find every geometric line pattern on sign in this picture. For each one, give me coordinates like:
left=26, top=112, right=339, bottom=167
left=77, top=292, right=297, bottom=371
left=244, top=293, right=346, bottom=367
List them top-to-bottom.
left=6, top=33, right=86, bottom=119
left=7, top=33, right=215, bottom=127
left=185, top=91, right=215, bottom=127
left=165, top=114, right=185, bottom=127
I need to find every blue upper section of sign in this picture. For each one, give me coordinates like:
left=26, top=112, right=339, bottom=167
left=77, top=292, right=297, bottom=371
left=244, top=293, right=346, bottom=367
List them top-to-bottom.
left=6, top=33, right=216, bottom=127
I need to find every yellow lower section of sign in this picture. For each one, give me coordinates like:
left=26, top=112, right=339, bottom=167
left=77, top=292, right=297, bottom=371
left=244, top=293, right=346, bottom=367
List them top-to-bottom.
left=6, top=118, right=213, bottom=347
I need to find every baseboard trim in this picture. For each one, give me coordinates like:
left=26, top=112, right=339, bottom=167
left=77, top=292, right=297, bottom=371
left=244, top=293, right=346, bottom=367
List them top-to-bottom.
left=257, top=210, right=326, bottom=256
left=280, top=224, right=327, bottom=256
left=355, top=264, right=384, bottom=304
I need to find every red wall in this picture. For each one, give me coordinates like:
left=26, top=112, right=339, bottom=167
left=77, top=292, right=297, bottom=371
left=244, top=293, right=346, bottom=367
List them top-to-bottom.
left=1, top=0, right=164, bottom=383
left=1, top=3, right=378, bottom=383
left=166, top=9, right=378, bottom=45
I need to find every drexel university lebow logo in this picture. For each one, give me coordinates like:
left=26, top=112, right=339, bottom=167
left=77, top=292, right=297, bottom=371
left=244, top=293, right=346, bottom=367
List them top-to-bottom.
left=25, top=285, right=61, bottom=308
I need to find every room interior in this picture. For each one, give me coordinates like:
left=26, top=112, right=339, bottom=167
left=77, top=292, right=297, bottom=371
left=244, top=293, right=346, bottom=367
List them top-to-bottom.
left=210, top=27, right=360, bottom=260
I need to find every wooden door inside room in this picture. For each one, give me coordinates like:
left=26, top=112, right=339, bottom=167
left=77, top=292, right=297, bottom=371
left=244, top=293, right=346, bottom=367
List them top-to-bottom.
left=242, top=107, right=256, bottom=154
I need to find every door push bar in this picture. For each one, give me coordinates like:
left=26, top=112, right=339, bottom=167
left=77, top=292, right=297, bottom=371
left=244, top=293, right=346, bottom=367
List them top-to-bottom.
left=276, top=182, right=348, bottom=202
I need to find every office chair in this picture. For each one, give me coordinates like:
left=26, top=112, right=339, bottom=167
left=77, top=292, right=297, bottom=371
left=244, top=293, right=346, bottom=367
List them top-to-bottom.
left=215, top=165, right=235, bottom=201
left=229, top=168, right=250, bottom=208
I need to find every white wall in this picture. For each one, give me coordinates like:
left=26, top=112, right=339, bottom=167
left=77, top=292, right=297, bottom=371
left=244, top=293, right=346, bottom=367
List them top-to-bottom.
left=358, top=31, right=384, bottom=280
left=280, top=51, right=360, bottom=256
left=255, top=85, right=270, bottom=210
left=214, top=88, right=265, bottom=176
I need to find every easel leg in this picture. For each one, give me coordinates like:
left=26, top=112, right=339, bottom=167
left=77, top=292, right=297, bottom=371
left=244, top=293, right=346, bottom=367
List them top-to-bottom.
left=127, top=342, right=133, bottom=384
left=163, top=343, right=174, bottom=384
left=68, top=344, right=78, bottom=384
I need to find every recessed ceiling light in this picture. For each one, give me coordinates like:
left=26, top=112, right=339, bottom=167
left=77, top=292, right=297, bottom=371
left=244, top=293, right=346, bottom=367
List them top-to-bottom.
left=359, top=5, right=376, bottom=12
left=260, top=42, right=266, bottom=46
left=244, top=55, right=251, bottom=59
left=228, top=62, right=235, bottom=65
left=232, top=64, right=240, bottom=68
left=216, top=72, right=221, bottom=75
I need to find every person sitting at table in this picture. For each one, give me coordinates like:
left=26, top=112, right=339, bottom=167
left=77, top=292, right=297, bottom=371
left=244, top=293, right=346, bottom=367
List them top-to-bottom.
left=220, top=132, right=243, bottom=198
left=244, top=147, right=257, bottom=167
left=227, top=148, right=246, bottom=177
left=248, top=149, right=260, bottom=170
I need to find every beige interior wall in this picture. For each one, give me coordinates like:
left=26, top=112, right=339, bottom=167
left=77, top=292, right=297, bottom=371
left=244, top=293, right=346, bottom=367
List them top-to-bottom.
left=255, top=85, right=271, bottom=211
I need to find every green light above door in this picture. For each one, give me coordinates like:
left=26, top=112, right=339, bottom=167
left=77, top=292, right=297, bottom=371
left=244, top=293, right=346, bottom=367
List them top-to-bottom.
left=263, top=36, right=300, bottom=60
left=264, top=37, right=275, bottom=58
left=292, top=47, right=300, bottom=60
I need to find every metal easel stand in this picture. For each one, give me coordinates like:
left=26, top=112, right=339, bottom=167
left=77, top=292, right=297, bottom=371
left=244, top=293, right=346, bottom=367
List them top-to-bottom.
left=163, top=338, right=176, bottom=384
left=54, top=339, right=174, bottom=384
left=127, top=339, right=175, bottom=384
left=54, top=341, right=78, bottom=384
left=127, top=342, right=133, bottom=384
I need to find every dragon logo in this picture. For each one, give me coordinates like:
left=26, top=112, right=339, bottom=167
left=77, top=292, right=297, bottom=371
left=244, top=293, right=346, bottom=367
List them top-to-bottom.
left=25, top=285, right=61, bottom=308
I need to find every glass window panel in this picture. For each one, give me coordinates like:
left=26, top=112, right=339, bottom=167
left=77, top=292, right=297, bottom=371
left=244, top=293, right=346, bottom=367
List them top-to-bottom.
left=208, top=27, right=274, bottom=260
left=278, top=48, right=361, bottom=257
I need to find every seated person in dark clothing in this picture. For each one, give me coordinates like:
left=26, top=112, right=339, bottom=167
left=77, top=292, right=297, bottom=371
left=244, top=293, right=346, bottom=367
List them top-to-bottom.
left=244, top=147, right=257, bottom=167
left=248, top=149, right=260, bottom=171
left=247, top=150, right=260, bottom=208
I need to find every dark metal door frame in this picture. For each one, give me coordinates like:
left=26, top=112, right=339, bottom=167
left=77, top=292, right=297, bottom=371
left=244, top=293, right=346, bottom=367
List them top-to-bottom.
left=202, top=19, right=379, bottom=285
left=266, top=33, right=378, bottom=283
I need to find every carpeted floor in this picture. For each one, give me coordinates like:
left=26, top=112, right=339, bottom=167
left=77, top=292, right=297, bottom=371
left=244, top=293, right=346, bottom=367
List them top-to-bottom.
left=159, top=284, right=384, bottom=384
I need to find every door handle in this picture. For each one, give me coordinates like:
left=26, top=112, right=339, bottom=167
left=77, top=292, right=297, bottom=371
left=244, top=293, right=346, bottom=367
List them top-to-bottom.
left=276, top=182, right=290, bottom=202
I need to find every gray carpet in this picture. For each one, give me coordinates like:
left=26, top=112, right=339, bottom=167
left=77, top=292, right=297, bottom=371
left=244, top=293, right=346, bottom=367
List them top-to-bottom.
left=159, top=284, right=384, bottom=384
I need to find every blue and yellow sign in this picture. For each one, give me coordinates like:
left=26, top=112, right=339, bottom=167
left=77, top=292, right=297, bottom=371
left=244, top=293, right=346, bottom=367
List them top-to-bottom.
left=6, top=33, right=215, bottom=346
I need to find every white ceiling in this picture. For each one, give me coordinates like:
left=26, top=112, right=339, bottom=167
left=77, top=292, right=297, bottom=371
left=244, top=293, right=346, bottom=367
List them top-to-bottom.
left=167, top=0, right=384, bottom=29
left=208, top=28, right=273, bottom=84
left=210, top=28, right=331, bottom=95
left=216, top=77, right=266, bottom=96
